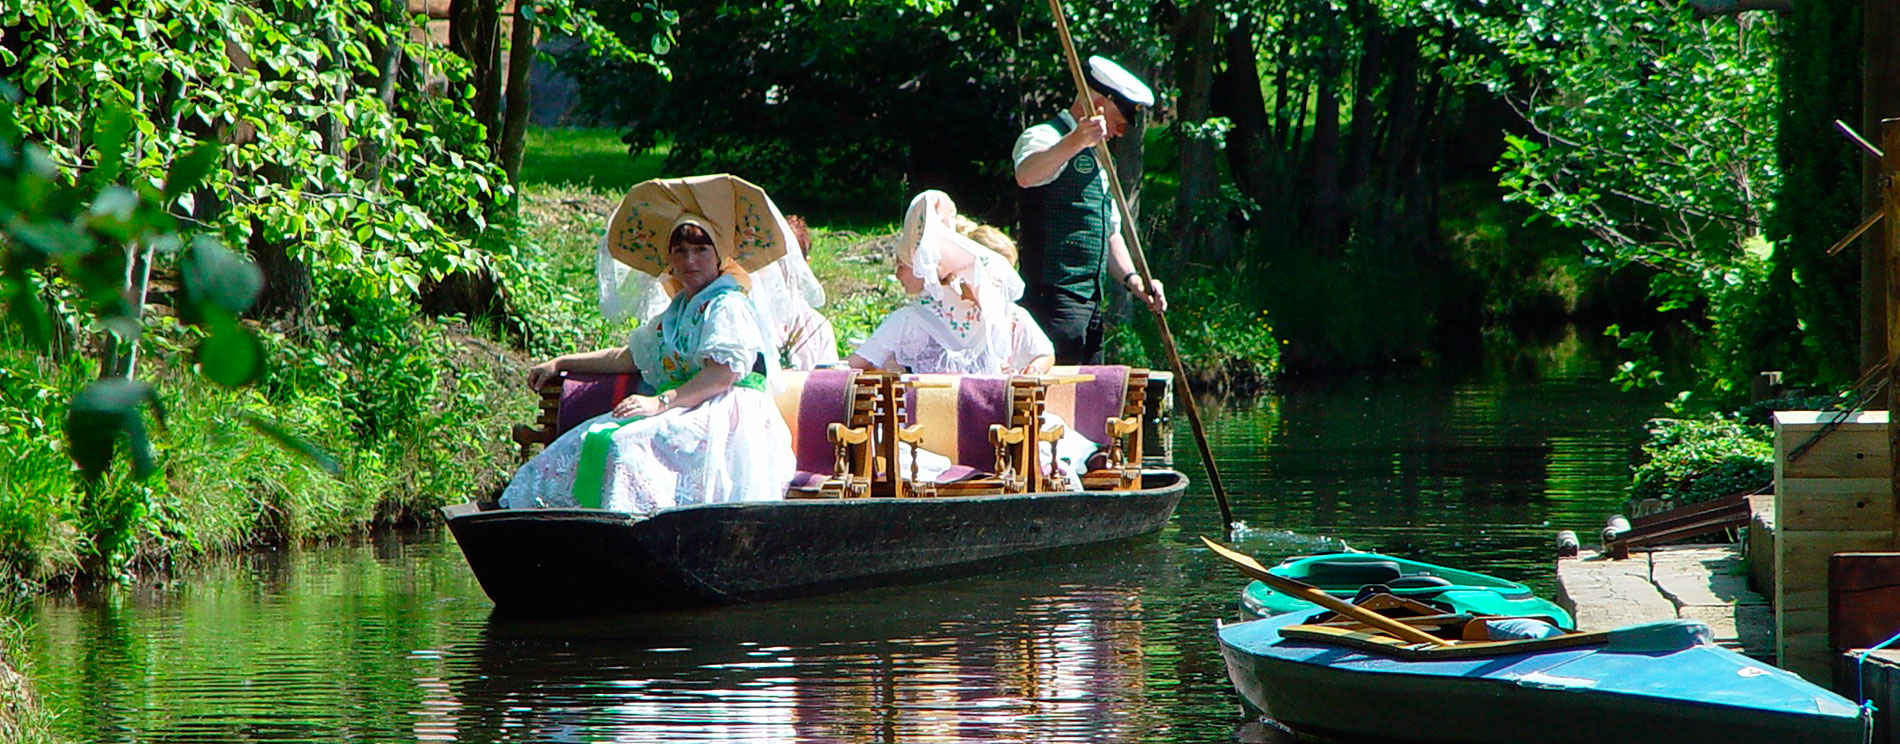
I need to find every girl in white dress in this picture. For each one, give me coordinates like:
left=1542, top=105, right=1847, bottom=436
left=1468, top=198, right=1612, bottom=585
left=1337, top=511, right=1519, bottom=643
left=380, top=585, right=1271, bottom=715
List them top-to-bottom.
left=502, top=188, right=797, bottom=514
left=848, top=190, right=1054, bottom=375
left=849, top=191, right=1107, bottom=489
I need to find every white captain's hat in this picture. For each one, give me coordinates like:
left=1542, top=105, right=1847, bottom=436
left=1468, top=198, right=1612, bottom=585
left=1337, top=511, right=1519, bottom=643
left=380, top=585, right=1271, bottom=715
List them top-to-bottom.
left=1085, top=55, right=1155, bottom=120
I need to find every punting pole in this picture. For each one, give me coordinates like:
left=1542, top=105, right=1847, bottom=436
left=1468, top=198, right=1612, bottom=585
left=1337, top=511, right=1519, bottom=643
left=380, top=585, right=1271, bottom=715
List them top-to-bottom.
left=1044, top=0, right=1235, bottom=537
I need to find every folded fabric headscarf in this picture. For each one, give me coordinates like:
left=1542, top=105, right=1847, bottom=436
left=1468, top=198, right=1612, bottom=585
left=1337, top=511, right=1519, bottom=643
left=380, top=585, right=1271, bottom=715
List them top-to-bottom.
left=894, top=190, right=1025, bottom=357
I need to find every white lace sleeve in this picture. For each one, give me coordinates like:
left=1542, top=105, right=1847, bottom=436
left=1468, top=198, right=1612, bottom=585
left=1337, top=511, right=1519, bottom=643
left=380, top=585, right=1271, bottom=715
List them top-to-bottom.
left=694, top=291, right=772, bottom=376
left=851, top=307, right=919, bottom=368
left=626, top=319, right=663, bottom=376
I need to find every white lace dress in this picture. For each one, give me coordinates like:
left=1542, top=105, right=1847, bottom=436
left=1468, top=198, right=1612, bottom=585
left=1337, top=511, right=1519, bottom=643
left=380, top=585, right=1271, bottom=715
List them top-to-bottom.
left=500, top=276, right=796, bottom=514
left=854, top=303, right=1052, bottom=374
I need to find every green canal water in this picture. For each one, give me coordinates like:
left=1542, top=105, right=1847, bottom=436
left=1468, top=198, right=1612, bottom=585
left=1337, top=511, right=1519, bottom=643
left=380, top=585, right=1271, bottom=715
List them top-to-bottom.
left=15, top=336, right=1669, bottom=743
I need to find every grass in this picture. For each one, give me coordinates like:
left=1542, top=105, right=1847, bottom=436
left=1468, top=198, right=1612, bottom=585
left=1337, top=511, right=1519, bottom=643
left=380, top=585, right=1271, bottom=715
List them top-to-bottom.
left=517, top=127, right=670, bottom=192
left=0, top=613, right=61, bottom=744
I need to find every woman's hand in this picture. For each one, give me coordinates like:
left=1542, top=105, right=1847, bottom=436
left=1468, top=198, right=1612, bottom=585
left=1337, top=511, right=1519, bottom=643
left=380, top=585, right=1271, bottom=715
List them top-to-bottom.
left=526, top=359, right=562, bottom=391
left=613, top=394, right=667, bottom=418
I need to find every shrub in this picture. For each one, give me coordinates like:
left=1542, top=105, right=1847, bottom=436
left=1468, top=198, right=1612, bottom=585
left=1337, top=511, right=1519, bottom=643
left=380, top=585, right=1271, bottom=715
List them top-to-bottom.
left=1629, top=417, right=1773, bottom=504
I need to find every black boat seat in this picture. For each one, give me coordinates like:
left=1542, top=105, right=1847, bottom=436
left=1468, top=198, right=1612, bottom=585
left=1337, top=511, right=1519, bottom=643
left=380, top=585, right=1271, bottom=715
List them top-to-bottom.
left=1302, top=559, right=1404, bottom=586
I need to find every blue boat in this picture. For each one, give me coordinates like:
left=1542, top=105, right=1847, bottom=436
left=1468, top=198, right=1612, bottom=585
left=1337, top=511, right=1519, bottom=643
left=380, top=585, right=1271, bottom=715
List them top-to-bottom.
left=1238, top=552, right=1574, bottom=628
left=1217, top=603, right=1866, bottom=743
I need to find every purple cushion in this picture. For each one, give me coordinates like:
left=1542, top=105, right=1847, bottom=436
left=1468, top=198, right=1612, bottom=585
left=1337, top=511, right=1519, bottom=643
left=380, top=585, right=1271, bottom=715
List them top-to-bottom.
left=1069, top=365, right=1130, bottom=444
left=792, top=369, right=857, bottom=475
left=557, top=372, right=641, bottom=437
left=788, top=470, right=830, bottom=490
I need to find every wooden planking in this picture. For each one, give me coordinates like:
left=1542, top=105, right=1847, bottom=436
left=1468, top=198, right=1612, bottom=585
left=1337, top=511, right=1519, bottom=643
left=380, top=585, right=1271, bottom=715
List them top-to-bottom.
left=1775, top=410, right=1890, bottom=479
left=1777, top=478, right=1897, bottom=531
left=1777, top=529, right=1897, bottom=681
left=1778, top=530, right=1897, bottom=610
left=1781, top=634, right=1837, bottom=683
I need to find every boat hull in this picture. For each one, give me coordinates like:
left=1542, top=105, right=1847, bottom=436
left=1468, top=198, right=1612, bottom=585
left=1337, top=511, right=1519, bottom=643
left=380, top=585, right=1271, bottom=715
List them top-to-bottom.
left=445, top=470, right=1187, bottom=613
left=1218, top=610, right=1865, bottom=744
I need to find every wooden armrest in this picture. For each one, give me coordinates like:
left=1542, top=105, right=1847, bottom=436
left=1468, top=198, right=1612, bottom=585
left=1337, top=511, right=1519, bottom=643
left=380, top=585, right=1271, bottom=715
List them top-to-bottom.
left=1104, top=416, right=1141, bottom=438
left=827, top=422, right=870, bottom=446
left=1036, top=422, right=1065, bottom=443
left=896, top=424, right=925, bottom=444
left=988, top=424, right=1027, bottom=446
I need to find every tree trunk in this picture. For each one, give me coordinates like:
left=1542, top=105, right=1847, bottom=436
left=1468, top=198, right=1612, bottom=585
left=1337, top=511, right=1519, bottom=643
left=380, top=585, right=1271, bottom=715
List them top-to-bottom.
left=450, top=0, right=502, bottom=155
left=499, top=0, right=537, bottom=184
left=1171, top=0, right=1230, bottom=262
left=1864, top=0, right=1899, bottom=381
left=1214, top=14, right=1275, bottom=219
left=1307, top=75, right=1341, bottom=253
left=248, top=217, right=314, bottom=327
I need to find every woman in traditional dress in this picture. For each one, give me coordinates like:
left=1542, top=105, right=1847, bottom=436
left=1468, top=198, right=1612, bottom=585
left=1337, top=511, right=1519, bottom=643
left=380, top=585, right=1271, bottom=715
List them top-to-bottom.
left=501, top=175, right=796, bottom=514
left=848, top=190, right=1054, bottom=375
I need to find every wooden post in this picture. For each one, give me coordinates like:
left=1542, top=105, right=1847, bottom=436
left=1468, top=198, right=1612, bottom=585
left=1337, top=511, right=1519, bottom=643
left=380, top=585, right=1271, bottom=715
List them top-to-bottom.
left=1886, top=118, right=1900, bottom=545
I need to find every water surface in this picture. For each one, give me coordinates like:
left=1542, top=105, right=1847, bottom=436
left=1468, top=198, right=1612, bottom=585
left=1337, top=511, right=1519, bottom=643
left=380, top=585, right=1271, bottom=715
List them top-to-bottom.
left=19, top=341, right=1666, bottom=742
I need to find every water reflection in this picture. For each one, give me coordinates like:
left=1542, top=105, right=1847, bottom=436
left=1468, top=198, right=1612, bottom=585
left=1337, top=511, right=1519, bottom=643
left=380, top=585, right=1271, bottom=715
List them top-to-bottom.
left=16, top=336, right=1668, bottom=743
left=448, top=549, right=1187, bottom=743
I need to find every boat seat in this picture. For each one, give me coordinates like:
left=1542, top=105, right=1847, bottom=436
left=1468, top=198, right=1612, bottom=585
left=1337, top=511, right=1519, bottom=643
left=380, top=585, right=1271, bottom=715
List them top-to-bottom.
left=1042, top=365, right=1148, bottom=490
left=773, top=369, right=880, bottom=499
left=512, top=371, right=643, bottom=460
left=890, top=374, right=1046, bottom=497
left=1303, top=559, right=1404, bottom=586
left=1387, top=575, right=1455, bottom=590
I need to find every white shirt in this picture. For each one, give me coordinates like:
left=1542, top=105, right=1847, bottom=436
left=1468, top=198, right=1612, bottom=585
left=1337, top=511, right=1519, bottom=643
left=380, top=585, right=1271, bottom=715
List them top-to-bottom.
left=1011, top=111, right=1122, bottom=237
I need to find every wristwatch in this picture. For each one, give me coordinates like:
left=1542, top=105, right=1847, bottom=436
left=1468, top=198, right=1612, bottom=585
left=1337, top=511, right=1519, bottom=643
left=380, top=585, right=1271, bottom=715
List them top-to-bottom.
left=657, top=391, right=676, bottom=409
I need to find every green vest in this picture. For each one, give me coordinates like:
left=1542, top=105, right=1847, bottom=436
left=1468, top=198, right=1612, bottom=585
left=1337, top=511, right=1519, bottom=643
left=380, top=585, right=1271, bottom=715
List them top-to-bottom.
left=1019, top=116, right=1112, bottom=301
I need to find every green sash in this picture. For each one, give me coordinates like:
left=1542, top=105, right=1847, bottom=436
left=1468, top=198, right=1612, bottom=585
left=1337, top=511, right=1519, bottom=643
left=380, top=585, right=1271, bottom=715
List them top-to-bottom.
left=568, top=371, right=767, bottom=508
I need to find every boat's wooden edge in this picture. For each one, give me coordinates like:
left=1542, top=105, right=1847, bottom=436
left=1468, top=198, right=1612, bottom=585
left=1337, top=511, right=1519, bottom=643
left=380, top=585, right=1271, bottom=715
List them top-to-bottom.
left=445, top=469, right=1189, bottom=523
left=1279, top=623, right=1612, bottom=660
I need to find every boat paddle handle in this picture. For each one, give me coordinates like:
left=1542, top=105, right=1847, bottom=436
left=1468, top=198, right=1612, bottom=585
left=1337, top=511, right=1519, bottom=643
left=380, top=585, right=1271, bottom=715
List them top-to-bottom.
left=1202, top=537, right=1456, bottom=647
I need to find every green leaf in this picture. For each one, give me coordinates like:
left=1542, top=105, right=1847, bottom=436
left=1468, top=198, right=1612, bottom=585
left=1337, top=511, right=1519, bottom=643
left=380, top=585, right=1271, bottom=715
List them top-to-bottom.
left=88, top=102, right=135, bottom=186
left=164, top=141, right=222, bottom=200
left=9, top=219, right=93, bottom=258
left=180, top=235, right=262, bottom=316
left=4, top=276, right=52, bottom=350
left=196, top=309, right=264, bottom=387
left=67, top=377, right=158, bottom=480
left=245, top=414, right=342, bottom=474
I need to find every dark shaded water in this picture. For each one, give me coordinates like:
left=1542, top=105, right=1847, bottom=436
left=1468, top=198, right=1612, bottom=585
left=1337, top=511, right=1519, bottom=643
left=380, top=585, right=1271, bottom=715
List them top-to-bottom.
left=16, top=338, right=1666, bottom=743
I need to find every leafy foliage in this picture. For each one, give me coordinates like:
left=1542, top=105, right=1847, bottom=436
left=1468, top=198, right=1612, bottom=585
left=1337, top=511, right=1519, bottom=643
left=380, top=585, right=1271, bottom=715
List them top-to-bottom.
left=554, top=0, right=1157, bottom=217
left=1475, top=1, right=1784, bottom=395
left=1628, top=416, right=1772, bottom=504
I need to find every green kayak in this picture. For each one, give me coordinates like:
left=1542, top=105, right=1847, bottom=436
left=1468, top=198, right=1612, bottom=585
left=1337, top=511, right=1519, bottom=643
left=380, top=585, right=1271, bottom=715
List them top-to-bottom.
left=1237, top=552, right=1575, bottom=628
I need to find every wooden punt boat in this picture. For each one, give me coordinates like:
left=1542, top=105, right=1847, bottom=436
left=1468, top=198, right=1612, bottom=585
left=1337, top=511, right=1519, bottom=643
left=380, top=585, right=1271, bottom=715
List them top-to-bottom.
left=443, top=469, right=1186, bottom=613
left=1238, top=552, right=1574, bottom=628
left=1217, top=602, right=1866, bottom=744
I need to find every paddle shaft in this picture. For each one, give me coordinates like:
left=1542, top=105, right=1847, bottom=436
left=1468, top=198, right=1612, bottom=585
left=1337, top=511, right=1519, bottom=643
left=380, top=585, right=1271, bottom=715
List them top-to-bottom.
left=1043, top=0, right=1235, bottom=536
left=1201, top=537, right=1455, bottom=647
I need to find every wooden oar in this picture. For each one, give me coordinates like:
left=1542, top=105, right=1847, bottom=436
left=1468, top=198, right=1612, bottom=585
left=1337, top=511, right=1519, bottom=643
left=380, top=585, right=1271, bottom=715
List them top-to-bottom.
left=1044, top=0, right=1235, bottom=538
left=1201, top=537, right=1455, bottom=647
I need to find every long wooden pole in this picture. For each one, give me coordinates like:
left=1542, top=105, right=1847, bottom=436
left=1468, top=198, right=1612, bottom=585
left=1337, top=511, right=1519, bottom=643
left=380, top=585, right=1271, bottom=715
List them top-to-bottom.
left=1044, top=0, right=1235, bottom=535
left=1202, top=538, right=1454, bottom=646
